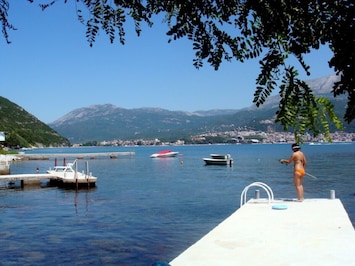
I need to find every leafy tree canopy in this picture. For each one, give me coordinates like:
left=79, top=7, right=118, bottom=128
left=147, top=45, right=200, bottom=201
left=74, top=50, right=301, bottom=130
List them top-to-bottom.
left=2, top=0, right=354, bottom=142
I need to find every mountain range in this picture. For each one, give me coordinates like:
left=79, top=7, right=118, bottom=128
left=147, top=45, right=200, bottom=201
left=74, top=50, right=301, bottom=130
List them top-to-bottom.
left=1, top=74, right=352, bottom=148
left=48, top=74, right=354, bottom=144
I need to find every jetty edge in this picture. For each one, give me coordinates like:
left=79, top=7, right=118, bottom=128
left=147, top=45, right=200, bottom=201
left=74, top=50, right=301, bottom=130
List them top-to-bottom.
left=169, top=196, right=355, bottom=265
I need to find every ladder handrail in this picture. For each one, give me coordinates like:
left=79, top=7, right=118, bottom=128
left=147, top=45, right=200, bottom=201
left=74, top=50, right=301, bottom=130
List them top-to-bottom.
left=240, top=182, right=274, bottom=207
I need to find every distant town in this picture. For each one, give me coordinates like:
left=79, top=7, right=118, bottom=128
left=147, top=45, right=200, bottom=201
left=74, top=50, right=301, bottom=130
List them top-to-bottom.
left=75, top=130, right=355, bottom=147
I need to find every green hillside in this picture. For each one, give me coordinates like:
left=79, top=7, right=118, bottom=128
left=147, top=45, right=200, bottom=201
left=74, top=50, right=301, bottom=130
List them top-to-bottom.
left=0, top=96, right=70, bottom=148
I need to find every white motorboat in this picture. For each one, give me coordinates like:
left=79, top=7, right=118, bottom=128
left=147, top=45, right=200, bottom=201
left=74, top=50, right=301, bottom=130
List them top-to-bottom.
left=150, top=150, right=179, bottom=158
left=203, top=154, right=233, bottom=166
left=47, top=159, right=97, bottom=187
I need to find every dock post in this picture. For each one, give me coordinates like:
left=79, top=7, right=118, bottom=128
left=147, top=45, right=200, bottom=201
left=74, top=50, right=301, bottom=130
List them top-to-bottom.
left=75, top=161, right=78, bottom=191
left=86, top=161, right=89, bottom=189
left=255, top=190, right=260, bottom=199
left=330, top=190, right=335, bottom=199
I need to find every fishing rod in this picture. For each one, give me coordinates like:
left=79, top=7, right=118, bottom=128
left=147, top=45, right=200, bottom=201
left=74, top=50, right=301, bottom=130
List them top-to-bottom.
left=305, top=172, right=318, bottom=179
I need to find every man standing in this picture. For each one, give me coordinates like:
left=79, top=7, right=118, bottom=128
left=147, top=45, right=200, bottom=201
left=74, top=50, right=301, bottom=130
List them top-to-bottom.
left=280, top=144, right=307, bottom=201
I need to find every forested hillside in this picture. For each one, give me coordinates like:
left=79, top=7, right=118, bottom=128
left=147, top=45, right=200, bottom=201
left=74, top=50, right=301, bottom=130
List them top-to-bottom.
left=0, top=96, right=69, bottom=148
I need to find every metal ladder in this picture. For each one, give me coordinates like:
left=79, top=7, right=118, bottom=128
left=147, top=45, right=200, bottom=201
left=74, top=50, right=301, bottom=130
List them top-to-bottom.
left=240, top=182, right=274, bottom=207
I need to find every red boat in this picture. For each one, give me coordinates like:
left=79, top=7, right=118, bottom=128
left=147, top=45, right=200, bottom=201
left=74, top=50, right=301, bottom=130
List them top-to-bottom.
left=150, top=150, right=179, bottom=158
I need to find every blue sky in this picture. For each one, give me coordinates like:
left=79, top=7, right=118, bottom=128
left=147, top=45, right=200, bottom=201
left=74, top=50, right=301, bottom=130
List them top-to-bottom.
left=1, top=1, right=334, bottom=123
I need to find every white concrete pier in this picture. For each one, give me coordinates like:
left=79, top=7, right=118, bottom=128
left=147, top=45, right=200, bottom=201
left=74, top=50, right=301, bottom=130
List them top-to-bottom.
left=170, top=198, right=355, bottom=266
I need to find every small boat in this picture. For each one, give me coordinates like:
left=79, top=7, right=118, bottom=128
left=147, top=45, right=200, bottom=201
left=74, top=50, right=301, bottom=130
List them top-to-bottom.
left=150, top=150, right=179, bottom=158
left=203, top=154, right=233, bottom=166
left=47, top=159, right=97, bottom=187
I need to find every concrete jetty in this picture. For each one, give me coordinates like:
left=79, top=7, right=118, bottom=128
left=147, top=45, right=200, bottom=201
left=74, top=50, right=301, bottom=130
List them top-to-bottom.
left=0, top=158, right=98, bottom=188
left=0, top=173, right=97, bottom=188
left=0, top=173, right=52, bottom=182
left=0, top=173, right=59, bottom=187
left=170, top=197, right=355, bottom=266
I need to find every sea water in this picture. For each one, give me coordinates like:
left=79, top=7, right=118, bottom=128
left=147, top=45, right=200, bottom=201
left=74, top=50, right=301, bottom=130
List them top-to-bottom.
left=1, top=143, right=354, bottom=265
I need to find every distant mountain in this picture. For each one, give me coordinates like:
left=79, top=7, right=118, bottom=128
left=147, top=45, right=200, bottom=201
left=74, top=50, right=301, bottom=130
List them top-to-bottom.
left=49, top=74, right=354, bottom=143
left=247, top=74, right=342, bottom=110
left=307, top=74, right=340, bottom=94
left=0, top=96, right=69, bottom=148
left=49, top=104, right=220, bottom=143
left=192, top=109, right=242, bottom=116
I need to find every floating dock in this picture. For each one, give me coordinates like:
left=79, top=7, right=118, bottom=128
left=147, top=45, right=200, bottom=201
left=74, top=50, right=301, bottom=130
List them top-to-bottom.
left=169, top=197, right=355, bottom=265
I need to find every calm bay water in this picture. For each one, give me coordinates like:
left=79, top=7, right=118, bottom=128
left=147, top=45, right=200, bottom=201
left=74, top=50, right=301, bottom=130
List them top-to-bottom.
left=1, top=143, right=354, bottom=265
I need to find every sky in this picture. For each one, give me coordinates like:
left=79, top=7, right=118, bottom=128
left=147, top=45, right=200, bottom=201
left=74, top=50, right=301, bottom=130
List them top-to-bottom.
left=1, top=1, right=335, bottom=123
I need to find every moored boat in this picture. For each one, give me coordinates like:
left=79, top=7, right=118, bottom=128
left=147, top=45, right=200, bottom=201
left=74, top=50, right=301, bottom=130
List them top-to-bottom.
left=150, top=150, right=179, bottom=158
left=203, top=154, right=233, bottom=166
left=47, top=159, right=97, bottom=187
